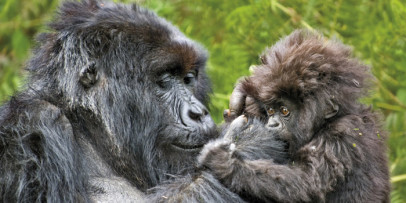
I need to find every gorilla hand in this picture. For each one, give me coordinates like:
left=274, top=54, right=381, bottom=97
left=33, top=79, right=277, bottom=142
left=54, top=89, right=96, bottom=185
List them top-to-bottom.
left=224, top=83, right=246, bottom=122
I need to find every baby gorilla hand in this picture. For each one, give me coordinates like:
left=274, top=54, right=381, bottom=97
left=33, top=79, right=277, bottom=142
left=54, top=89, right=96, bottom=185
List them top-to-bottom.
left=223, top=115, right=250, bottom=142
left=198, top=116, right=249, bottom=177
left=198, top=116, right=289, bottom=181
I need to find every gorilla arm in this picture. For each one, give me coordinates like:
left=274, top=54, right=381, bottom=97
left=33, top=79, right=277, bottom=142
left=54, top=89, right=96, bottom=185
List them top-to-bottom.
left=0, top=98, right=88, bottom=202
left=0, top=98, right=146, bottom=202
left=198, top=116, right=362, bottom=202
left=145, top=117, right=289, bottom=203
left=147, top=171, right=245, bottom=203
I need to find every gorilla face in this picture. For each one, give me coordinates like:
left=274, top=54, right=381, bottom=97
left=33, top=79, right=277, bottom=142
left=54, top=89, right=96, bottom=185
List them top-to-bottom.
left=145, top=38, right=217, bottom=178
left=145, top=41, right=216, bottom=152
left=154, top=62, right=216, bottom=152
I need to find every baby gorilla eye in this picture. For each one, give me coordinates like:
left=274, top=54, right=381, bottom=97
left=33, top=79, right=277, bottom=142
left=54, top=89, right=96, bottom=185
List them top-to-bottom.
left=184, top=71, right=197, bottom=85
left=280, top=106, right=290, bottom=116
left=267, top=108, right=275, bottom=116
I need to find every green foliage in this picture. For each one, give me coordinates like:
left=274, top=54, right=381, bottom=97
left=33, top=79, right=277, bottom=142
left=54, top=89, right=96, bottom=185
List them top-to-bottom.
left=0, top=0, right=58, bottom=102
left=1, top=0, right=405, bottom=201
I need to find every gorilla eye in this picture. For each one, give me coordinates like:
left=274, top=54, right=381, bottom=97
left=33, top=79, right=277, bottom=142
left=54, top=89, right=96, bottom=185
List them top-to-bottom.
left=184, top=71, right=197, bottom=85
left=158, top=73, right=172, bottom=88
left=280, top=106, right=290, bottom=116
left=267, top=108, right=275, bottom=116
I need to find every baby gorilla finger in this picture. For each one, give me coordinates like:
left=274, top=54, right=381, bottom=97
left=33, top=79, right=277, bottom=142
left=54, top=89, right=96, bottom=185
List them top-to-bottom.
left=228, top=83, right=246, bottom=116
left=223, top=109, right=238, bottom=123
left=224, top=115, right=249, bottom=141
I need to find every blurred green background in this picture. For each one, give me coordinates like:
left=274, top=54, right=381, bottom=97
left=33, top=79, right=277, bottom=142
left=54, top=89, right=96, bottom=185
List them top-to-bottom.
left=1, top=0, right=405, bottom=201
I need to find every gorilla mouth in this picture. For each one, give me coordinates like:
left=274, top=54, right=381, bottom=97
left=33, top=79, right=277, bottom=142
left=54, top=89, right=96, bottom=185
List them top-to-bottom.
left=171, top=143, right=204, bottom=151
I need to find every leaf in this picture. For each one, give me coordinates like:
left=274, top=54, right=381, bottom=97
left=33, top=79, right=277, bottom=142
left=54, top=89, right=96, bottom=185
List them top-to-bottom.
left=11, top=30, right=30, bottom=60
left=397, top=88, right=406, bottom=105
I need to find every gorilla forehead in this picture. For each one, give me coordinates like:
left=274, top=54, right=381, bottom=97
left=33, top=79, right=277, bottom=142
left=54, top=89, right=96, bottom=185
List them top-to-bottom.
left=36, top=0, right=209, bottom=82
left=49, top=0, right=205, bottom=57
left=52, top=0, right=170, bottom=39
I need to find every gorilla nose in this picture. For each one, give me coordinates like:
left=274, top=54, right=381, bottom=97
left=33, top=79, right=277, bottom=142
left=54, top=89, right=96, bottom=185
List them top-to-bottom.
left=181, top=98, right=212, bottom=127
left=181, top=99, right=216, bottom=139
left=188, top=105, right=208, bottom=122
left=266, top=118, right=281, bottom=129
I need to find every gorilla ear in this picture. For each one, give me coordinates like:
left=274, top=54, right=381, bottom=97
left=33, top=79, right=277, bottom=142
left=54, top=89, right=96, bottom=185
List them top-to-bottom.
left=79, top=62, right=99, bottom=88
left=324, top=99, right=339, bottom=119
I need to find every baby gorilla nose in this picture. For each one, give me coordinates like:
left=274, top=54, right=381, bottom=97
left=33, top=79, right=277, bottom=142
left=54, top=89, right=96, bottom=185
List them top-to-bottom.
left=266, top=117, right=281, bottom=129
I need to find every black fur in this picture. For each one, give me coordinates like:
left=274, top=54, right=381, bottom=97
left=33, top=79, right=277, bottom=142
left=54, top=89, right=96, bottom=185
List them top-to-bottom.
left=0, top=0, right=242, bottom=202
left=199, top=30, right=390, bottom=202
left=147, top=118, right=288, bottom=203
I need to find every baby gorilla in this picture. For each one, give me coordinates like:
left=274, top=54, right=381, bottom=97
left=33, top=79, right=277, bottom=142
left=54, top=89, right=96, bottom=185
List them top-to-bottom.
left=199, top=30, right=390, bottom=202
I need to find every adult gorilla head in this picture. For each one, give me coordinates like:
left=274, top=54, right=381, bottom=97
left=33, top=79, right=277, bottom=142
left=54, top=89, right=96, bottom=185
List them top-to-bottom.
left=0, top=0, right=216, bottom=200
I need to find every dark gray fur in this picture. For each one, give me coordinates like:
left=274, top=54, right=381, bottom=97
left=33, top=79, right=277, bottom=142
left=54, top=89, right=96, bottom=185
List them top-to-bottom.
left=0, top=0, right=243, bottom=202
left=148, top=118, right=289, bottom=203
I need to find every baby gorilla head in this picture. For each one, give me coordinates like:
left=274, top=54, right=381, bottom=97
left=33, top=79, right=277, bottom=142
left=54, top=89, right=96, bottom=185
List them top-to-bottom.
left=237, top=29, right=371, bottom=151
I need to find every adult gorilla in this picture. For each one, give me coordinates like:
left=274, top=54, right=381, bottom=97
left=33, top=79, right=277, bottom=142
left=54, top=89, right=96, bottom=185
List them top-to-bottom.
left=0, top=0, right=243, bottom=202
